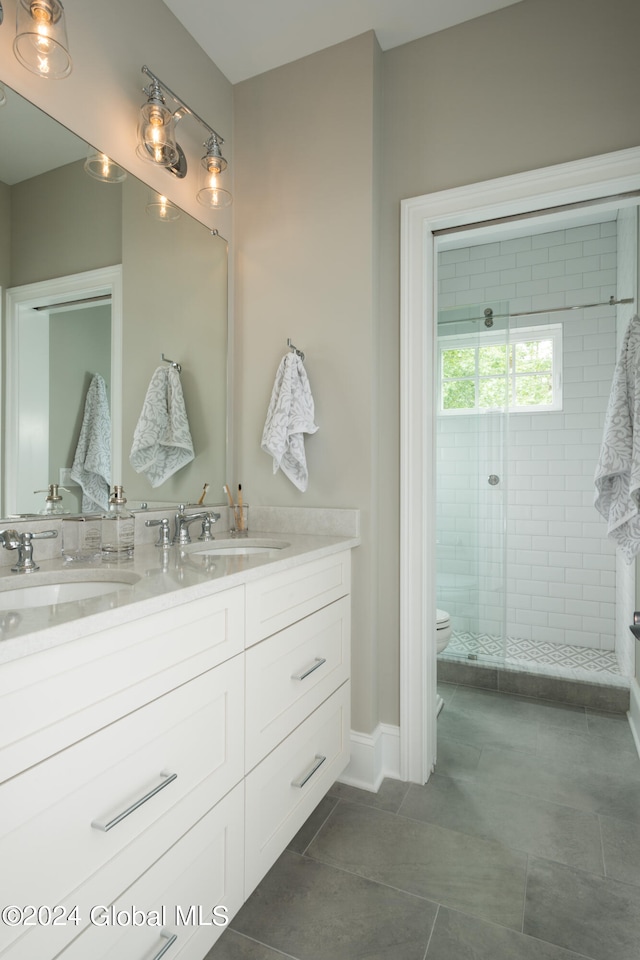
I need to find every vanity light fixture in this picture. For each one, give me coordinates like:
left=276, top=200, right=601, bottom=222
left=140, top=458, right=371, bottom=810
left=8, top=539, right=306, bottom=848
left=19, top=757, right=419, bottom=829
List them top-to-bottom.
left=13, top=0, right=72, bottom=80
left=137, top=65, right=231, bottom=205
left=137, top=72, right=181, bottom=172
left=197, top=135, right=232, bottom=209
left=84, top=150, right=127, bottom=183
left=145, top=192, right=180, bottom=221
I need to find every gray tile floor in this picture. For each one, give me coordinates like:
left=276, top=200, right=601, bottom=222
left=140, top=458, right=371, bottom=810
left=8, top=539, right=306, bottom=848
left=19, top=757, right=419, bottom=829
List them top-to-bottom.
left=207, top=682, right=640, bottom=960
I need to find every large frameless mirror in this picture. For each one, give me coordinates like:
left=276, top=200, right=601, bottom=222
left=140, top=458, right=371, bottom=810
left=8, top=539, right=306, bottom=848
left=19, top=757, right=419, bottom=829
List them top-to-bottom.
left=0, top=82, right=228, bottom=517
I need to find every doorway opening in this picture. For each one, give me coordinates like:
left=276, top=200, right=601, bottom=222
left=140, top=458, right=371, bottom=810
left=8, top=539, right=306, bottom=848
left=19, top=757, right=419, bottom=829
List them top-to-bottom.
left=400, top=147, right=640, bottom=784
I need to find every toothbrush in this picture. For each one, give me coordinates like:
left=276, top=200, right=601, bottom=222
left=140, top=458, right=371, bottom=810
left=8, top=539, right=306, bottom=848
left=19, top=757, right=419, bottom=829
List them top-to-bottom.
left=197, top=482, right=209, bottom=505
left=237, top=484, right=244, bottom=531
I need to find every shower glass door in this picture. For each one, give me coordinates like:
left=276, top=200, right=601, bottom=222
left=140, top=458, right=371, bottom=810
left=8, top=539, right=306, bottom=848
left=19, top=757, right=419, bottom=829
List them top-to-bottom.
left=435, top=300, right=510, bottom=663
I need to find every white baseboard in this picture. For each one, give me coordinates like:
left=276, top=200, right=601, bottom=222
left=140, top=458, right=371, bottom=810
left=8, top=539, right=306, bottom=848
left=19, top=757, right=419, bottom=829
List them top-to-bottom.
left=629, top=678, right=640, bottom=761
left=338, top=724, right=401, bottom=793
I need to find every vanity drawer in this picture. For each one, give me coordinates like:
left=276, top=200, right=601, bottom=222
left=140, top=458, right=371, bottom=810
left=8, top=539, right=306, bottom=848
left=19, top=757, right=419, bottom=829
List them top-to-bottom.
left=245, top=551, right=351, bottom=646
left=0, top=585, right=245, bottom=782
left=245, top=596, right=350, bottom=770
left=0, top=658, right=244, bottom=958
left=244, top=681, right=350, bottom=895
left=54, top=782, right=244, bottom=960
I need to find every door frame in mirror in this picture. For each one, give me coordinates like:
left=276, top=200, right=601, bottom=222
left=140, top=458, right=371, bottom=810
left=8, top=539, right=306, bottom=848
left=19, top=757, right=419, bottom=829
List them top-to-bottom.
left=4, top=265, right=123, bottom=516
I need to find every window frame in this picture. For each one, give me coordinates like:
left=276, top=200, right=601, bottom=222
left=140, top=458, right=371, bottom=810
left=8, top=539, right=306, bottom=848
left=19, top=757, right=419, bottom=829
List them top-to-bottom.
left=437, top=323, right=563, bottom=416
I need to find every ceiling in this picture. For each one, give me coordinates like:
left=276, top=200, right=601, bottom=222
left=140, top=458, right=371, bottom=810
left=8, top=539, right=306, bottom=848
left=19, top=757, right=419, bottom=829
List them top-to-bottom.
left=163, top=0, right=524, bottom=84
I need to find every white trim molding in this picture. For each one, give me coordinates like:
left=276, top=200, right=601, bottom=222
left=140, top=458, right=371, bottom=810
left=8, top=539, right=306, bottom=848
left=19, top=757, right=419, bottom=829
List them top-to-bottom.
left=400, top=147, right=640, bottom=785
left=339, top=725, right=401, bottom=793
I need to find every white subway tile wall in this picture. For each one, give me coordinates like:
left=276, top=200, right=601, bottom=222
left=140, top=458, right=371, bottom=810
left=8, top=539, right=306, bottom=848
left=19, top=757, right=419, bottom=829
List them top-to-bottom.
left=436, top=222, right=618, bottom=653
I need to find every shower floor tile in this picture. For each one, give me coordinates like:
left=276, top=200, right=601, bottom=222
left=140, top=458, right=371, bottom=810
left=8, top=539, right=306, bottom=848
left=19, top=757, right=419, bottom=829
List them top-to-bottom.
left=445, top=631, right=622, bottom=678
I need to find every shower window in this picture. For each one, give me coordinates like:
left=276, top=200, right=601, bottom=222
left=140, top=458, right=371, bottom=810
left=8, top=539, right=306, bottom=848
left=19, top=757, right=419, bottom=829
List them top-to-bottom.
left=439, top=323, right=562, bottom=414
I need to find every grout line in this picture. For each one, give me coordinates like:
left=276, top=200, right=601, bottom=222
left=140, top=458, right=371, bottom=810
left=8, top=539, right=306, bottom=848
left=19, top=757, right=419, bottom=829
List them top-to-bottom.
left=296, top=795, right=341, bottom=856
left=597, top=813, right=608, bottom=878
left=521, top=854, right=529, bottom=935
left=422, top=903, right=440, bottom=960
left=224, top=931, right=303, bottom=959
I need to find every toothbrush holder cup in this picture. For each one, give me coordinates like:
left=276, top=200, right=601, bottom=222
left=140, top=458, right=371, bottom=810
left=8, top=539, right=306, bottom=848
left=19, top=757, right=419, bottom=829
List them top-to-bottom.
left=230, top=504, right=248, bottom=537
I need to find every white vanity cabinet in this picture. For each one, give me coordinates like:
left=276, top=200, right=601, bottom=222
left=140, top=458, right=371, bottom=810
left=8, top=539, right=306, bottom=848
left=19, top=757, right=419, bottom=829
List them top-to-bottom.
left=0, top=547, right=353, bottom=960
left=244, top=552, right=351, bottom=894
left=0, top=588, right=246, bottom=960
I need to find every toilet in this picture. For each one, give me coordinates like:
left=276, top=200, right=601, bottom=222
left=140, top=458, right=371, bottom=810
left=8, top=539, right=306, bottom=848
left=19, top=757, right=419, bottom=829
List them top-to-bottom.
left=436, top=608, right=451, bottom=717
left=436, top=609, right=452, bottom=654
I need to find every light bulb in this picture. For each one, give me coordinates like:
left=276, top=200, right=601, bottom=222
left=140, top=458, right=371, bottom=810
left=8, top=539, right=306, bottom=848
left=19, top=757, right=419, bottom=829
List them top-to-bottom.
left=137, top=99, right=178, bottom=166
left=197, top=139, right=231, bottom=208
left=205, top=155, right=224, bottom=176
left=197, top=173, right=232, bottom=209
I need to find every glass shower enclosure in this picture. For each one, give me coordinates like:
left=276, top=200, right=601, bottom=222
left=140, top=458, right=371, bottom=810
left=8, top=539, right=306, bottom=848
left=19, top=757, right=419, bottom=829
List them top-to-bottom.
left=435, top=301, right=511, bottom=662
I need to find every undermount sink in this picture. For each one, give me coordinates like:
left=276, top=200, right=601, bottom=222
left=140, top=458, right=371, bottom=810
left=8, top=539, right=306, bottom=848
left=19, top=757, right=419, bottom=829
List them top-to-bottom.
left=192, top=538, right=290, bottom=557
left=0, top=569, right=140, bottom=610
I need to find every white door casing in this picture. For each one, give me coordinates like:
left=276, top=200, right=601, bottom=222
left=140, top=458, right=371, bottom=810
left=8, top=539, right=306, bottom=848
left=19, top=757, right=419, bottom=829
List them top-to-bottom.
left=400, top=146, right=640, bottom=784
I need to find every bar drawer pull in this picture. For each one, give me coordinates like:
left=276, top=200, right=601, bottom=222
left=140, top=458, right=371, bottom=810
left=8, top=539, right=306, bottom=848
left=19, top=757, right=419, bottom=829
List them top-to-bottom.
left=291, top=657, right=327, bottom=681
left=291, top=754, right=326, bottom=789
left=91, top=771, right=177, bottom=832
left=151, top=931, right=177, bottom=960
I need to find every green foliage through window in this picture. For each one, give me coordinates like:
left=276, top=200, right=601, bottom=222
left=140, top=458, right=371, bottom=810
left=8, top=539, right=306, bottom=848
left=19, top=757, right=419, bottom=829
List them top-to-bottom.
left=439, top=324, right=561, bottom=415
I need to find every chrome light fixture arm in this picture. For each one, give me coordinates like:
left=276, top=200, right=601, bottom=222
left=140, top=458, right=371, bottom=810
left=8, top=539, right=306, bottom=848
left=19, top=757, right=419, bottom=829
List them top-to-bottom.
left=139, top=65, right=230, bottom=204
left=141, top=65, right=225, bottom=148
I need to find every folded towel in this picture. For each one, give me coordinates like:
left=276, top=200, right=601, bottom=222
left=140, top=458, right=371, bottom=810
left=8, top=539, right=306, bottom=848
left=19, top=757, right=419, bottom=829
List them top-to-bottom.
left=594, top=315, right=640, bottom=562
left=261, top=352, right=318, bottom=492
left=130, top=366, right=195, bottom=487
left=70, top=373, right=112, bottom=512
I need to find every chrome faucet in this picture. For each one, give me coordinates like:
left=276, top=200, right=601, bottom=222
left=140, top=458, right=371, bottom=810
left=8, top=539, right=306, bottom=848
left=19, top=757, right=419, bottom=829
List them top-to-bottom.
left=172, top=506, right=217, bottom=545
left=198, top=512, right=220, bottom=541
left=145, top=517, right=171, bottom=548
left=0, top=528, right=58, bottom=572
left=0, top=530, right=21, bottom=552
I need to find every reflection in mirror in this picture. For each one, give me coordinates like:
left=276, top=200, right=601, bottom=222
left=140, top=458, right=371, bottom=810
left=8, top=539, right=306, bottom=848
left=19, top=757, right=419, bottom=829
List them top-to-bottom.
left=0, top=82, right=228, bottom=519
left=6, top=266, right=122, bottom=515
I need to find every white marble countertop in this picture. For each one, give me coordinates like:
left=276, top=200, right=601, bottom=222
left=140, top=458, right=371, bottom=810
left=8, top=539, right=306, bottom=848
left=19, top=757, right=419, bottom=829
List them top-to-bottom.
left=0, top=527, right=360, bottom=666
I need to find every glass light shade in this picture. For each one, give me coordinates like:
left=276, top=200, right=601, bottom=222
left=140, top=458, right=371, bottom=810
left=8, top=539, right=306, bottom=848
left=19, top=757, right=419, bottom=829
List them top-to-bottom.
left=14, top=0, right=72, bottom=79
left=136, top=99, right=178, bottom=166
left=201, top=137, right=227, bottom=175
left=84, top=150, right=127, bottom=183
left=196, top=159, right=232, bottom=209
left=145, top=193, right=180, bottom=221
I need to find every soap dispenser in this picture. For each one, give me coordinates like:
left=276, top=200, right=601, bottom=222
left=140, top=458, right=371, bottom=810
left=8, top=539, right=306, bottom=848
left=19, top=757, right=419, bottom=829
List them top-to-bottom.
left=35, top=484, right=70, bottom=515
left=102, top=485, right=135, bottom=560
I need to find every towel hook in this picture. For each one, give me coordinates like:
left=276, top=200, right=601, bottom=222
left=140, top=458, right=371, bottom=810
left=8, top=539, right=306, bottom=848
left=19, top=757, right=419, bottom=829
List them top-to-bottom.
left=287, top=338, right=305, bottom=362
left=161, top=353, right=182, bottom=373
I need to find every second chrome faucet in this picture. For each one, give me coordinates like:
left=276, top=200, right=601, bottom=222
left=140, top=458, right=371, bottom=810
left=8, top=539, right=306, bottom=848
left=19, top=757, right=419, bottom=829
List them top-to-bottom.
left=146, top=507, right=222, bottom=548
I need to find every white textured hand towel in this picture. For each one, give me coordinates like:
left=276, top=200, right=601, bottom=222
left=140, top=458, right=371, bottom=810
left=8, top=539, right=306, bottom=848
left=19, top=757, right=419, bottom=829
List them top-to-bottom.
left=594, top=315, right=640, bottom=562
left=261, top=352, right=318, bottom=492
left=130, top=366, right=195, bottom=487
left=70, top=373, right=112, bottom=512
